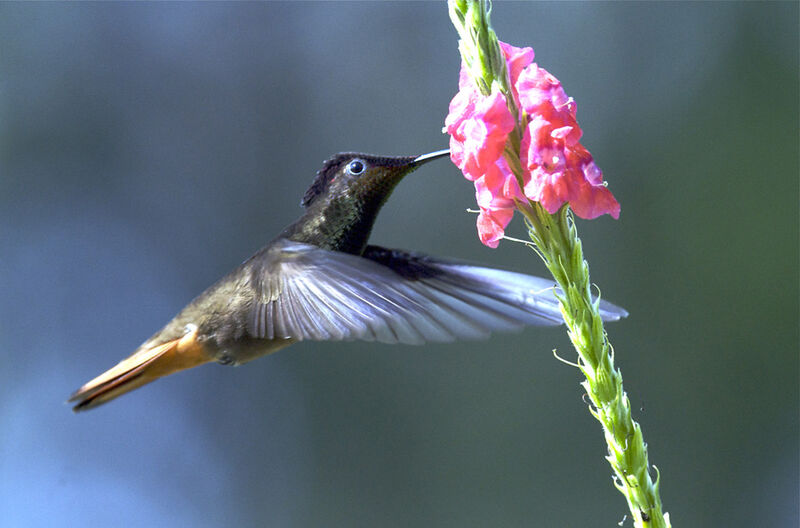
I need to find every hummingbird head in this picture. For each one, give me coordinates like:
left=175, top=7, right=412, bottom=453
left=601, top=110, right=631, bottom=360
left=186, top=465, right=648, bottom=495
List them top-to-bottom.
left=285, top=149, right=450, bottom=254
left=301, top=150, right=450, bottom=209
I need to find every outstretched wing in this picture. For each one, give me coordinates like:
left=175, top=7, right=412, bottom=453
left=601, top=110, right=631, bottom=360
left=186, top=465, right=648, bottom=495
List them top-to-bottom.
left=247, top=239, right=627, bottom=345
left=362, top=245, right=627, bottom=322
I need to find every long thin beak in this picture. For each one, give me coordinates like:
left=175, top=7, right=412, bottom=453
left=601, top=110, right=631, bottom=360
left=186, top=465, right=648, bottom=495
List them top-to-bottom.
left=413, top=149, right=450, bottom=166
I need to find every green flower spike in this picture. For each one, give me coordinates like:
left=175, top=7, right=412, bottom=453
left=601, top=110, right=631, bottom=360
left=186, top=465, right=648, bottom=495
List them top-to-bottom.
left=446, top=1, right=671, bottom=526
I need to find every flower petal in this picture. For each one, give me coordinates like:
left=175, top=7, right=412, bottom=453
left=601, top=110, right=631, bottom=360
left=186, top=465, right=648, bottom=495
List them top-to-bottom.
left=499, top=41, right=535, bottom=87
left=516, top=64, right=572, bottom=116
left=455, top=87, right=515, bottom=179
left=520, top=107, right=619, bottom=219
left=477, top=207, right=514, bottom=248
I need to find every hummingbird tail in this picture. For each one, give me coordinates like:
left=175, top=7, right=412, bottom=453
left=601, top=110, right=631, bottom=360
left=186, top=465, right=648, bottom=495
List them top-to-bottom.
left=68, top=327, right=212, bottom=412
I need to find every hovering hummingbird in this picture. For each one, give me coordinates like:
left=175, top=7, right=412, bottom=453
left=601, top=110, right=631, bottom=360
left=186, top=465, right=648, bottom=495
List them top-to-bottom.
left=69, top=150, right=627, bottom=411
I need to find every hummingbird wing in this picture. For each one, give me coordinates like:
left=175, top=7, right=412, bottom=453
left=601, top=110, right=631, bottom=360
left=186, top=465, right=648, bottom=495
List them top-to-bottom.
left=247, top=239, right=626, bottom=345
left=362, top=244, right=628, bottom=321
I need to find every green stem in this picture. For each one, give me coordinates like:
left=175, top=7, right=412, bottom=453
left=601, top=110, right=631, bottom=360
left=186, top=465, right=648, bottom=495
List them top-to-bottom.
left=448, top=1, right=671, bottom=525
left=520, top=203, right=670, bottom=528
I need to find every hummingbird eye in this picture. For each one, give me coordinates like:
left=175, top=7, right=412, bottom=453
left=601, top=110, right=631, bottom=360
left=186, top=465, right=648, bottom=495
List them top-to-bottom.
left=347, top=159, right=365, bottom=175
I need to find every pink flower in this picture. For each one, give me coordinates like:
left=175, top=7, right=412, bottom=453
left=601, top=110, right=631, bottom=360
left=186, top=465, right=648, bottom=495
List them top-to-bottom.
left=444, top=40, right=620, bottom=247
left=499, top=42, right=535, bottom=87
left=516, top=63, right=575, bottom=116
left=445, top=86, right=515, bottom=181
left=520, top=90, right=620, bottom=219
left=474, top=157, right=524, bottom=211
left=473, top=158, right=525, bottom=246
left=477, top=207, right=514, bottom=249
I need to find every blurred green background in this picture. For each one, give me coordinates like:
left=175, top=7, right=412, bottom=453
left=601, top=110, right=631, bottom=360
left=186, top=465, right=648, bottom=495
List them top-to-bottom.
left=1, top=2, right=797, bottom=527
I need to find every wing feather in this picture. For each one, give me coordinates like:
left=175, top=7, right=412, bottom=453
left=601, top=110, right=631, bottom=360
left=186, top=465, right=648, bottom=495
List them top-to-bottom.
left=247, top=239, right=627, bottom=345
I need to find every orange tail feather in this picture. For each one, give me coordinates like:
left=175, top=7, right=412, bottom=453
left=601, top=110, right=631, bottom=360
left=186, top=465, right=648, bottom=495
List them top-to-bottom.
left=69, top=328, right=212, bottom=412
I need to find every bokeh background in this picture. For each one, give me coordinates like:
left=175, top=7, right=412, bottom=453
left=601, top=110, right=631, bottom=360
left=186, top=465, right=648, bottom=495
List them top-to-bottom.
left=1, top=2, right=797, bottom=527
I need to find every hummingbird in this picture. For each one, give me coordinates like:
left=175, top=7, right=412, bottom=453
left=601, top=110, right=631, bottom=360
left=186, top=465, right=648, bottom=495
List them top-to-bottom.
left=69, top=150, right=627, bottom=411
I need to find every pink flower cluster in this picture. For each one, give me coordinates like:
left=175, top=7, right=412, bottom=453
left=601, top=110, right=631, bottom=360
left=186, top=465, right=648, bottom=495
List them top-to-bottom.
left=445, top=41, right=620, bottom=248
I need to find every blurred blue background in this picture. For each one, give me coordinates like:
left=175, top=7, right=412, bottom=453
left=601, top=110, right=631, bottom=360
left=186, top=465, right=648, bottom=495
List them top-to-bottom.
left=1, top=2, right=797, bottom=527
